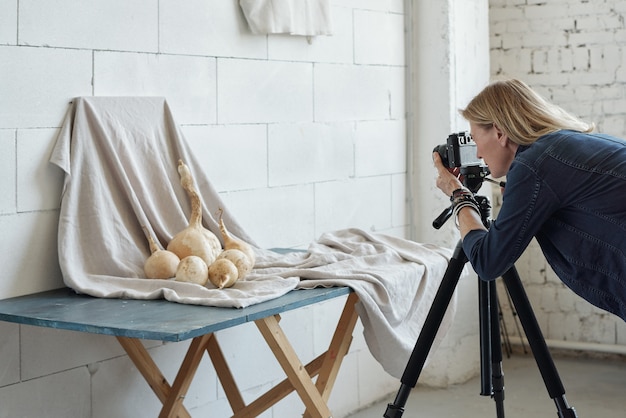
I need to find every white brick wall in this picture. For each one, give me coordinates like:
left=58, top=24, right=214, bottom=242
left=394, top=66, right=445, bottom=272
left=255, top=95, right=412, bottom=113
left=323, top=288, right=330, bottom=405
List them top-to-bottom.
left=490, top=0, right=626, bottom=347
left=0, top=1, right=406, bottom=416
left=21, top=1, right=159, bottom=51
left=0, top=47, right=93, bottom=128
left=96, top=52, right=217, bottom=124
left=219, top=59, right=313, bottom=124
left=0, top=130, right=16, bottom=214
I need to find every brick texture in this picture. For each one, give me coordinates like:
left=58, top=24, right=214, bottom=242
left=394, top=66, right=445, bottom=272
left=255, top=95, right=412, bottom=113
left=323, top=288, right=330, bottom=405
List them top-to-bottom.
left=490, top=0, right=626, bottom=346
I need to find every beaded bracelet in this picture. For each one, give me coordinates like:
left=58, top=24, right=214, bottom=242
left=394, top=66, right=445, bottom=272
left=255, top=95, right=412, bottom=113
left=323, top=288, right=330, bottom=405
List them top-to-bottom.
left=450, top=187, right=473, bottom=204
left=450, top=188, right=480, bottom=229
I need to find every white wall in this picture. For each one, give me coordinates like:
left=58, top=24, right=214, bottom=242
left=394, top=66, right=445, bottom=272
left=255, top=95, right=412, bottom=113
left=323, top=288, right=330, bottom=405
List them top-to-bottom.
left=408, top=0, right=491, bottom=386
left=490, top=0, right=626, bottom=349
left=0, top=1, right=409, bottom=417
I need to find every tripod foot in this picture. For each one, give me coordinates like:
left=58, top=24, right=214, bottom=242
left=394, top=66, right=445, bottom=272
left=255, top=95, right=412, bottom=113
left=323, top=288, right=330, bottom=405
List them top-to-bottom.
left=555, top=396, right=578, bottom=418
left=383, top=403, right=404, bottom=418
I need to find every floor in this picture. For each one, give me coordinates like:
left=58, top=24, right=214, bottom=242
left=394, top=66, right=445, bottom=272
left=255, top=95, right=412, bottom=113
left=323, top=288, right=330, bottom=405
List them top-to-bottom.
left=347, top=352, right=626, bottom=417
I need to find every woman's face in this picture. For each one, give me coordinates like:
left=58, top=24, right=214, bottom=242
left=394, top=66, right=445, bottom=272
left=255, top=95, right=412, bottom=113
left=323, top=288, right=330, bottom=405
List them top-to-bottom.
left=469, top=122, right=518, bottom=179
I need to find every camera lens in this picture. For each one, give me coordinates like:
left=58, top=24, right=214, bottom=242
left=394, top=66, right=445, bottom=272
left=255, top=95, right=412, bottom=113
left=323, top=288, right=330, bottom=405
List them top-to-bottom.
left=433, top=144, right=451, bottom=168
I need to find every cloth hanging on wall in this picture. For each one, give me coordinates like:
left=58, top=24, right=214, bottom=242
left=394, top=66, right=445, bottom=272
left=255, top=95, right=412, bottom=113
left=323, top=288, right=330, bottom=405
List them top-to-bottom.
left=239, top=0, right=332, bottom=36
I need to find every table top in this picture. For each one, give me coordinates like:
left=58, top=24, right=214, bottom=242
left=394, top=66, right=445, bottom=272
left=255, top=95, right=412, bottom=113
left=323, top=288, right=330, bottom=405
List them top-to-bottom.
left=0, top=286, right=352, bottom=342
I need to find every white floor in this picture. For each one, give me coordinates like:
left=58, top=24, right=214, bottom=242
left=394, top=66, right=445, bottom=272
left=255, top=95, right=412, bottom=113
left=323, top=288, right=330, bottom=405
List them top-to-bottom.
left=347, top=353, right=626, bottom=418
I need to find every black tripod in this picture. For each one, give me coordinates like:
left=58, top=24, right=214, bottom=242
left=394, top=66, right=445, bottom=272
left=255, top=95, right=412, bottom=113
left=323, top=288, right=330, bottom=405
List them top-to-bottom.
left=384, top=193, right=578, bottom=418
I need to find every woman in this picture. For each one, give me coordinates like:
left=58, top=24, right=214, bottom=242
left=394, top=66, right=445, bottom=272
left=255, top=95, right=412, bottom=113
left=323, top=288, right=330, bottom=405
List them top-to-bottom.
left=433, top=78, right=626, bottom=321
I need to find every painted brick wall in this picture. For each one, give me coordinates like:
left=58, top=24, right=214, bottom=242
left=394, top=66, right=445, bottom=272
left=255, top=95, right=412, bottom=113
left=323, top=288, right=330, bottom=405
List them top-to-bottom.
left=490, top=0, right=626, bottom=346
left=0, top=1, right=406, bottom=416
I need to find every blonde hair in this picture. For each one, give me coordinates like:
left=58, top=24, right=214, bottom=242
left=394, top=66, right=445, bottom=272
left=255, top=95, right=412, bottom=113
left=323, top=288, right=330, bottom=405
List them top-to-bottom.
left=461, top=79, right=594, bottom=146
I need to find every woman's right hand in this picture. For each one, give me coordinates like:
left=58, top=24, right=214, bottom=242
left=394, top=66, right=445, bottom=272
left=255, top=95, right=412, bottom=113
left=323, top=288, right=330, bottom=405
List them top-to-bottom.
left=433, top=152, right=464, bottom=197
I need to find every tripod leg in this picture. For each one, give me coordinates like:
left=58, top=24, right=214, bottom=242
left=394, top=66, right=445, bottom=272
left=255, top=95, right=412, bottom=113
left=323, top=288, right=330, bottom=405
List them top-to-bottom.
left=384, top=240, right=467, bottom=418
left=501, top=267, right=578, bottom=418
left=479, top=278, right=506, bottom=418
left=479, top=278, right=493, bottom=397
left=489, top=280, right=505, bottom=418
left=504, top=285, right=528, bottom=354
left=498, top=296, right=514, bottom=358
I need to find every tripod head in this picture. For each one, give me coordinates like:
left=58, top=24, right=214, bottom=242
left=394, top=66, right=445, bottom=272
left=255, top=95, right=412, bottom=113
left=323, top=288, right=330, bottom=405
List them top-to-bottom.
left=432, top=164, right=492, bottom=229
left=459, top=164, right=490, bottom=194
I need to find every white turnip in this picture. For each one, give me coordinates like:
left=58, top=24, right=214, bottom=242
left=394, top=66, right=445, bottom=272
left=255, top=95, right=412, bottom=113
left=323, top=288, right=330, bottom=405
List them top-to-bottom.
left=168, top=160, right=222, bottom=266
left=143, top=228, right=180, bottom=280
left=217, top=249, right=252, bottom=281
left=175, top=255, right=209, bottom=285
left=208, top=258, right=239, bottom=289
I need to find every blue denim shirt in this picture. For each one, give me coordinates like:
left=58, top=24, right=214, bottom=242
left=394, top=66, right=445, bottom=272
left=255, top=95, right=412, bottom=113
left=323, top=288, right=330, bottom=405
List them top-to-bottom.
left=463, top=130, right=626, bottom=320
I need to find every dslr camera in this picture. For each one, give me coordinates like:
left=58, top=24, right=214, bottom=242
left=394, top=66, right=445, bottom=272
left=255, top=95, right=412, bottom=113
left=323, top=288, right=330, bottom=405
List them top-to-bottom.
left=434, top=131, right=481, bottom=168
left=434, top=131, right=489, bottom=193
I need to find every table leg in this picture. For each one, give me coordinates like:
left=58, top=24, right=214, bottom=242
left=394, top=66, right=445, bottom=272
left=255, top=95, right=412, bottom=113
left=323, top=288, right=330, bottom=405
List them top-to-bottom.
left=303, top=292, right=359, bottom=417
left=256, top=314, right=333, bottom=418
left=158, top=333, right=213, bottom=418
left=206, top=333, right=246, bottom=413
left=116, top=336, right=192, bottom=418
left=231, top=353, right=326, bottom=418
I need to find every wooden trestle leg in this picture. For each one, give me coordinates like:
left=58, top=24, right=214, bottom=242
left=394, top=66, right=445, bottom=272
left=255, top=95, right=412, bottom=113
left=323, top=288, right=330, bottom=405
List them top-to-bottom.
left=117, top=291, right=359, bottom=418
left=116, top=336, right=193, bottom=418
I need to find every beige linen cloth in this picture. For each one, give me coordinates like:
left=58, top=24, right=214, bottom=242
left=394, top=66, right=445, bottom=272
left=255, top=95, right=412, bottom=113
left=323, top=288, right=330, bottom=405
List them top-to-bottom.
left=50, top=96, right=298, bottom=307
left=50, top=97, right=457, bottom=378
left=253, top=229, right=457, bottom=378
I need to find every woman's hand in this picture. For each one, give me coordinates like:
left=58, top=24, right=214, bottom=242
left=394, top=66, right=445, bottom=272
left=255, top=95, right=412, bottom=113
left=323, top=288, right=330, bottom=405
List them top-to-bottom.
left=433, top=152, right=464, bottom=196
left=433, top=152, right=486, bottom=237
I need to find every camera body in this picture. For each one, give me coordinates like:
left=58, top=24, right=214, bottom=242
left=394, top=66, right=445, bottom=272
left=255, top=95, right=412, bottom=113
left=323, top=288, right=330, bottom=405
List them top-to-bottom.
left=434, top=131, right=481, bottom=168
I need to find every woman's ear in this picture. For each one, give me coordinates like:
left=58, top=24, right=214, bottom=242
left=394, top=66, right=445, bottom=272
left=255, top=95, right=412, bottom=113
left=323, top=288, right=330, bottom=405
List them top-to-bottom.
left=493, top=124, right=508, bottom=146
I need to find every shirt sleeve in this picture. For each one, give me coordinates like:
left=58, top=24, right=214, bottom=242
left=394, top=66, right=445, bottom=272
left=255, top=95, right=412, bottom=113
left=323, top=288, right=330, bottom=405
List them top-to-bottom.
left=462, top=159, right=561, bottom=280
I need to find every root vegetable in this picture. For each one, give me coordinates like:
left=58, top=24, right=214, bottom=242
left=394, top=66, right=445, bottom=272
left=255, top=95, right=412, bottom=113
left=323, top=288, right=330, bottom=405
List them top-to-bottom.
left=168, top=160, right=222, bottom=267
left=217, top=208, right=256, bottom=267
left=143, top=227, right=180, bottom=280
left=217, top=249, right=252, bottom=280
left=176, top=255, right=209, bottom=285
left=208, top=258, right=239, bottom=289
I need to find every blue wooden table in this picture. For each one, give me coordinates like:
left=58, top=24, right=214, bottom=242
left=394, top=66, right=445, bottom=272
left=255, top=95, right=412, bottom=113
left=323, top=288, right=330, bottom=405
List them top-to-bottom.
left=0, top=286, right=358, bottom=418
